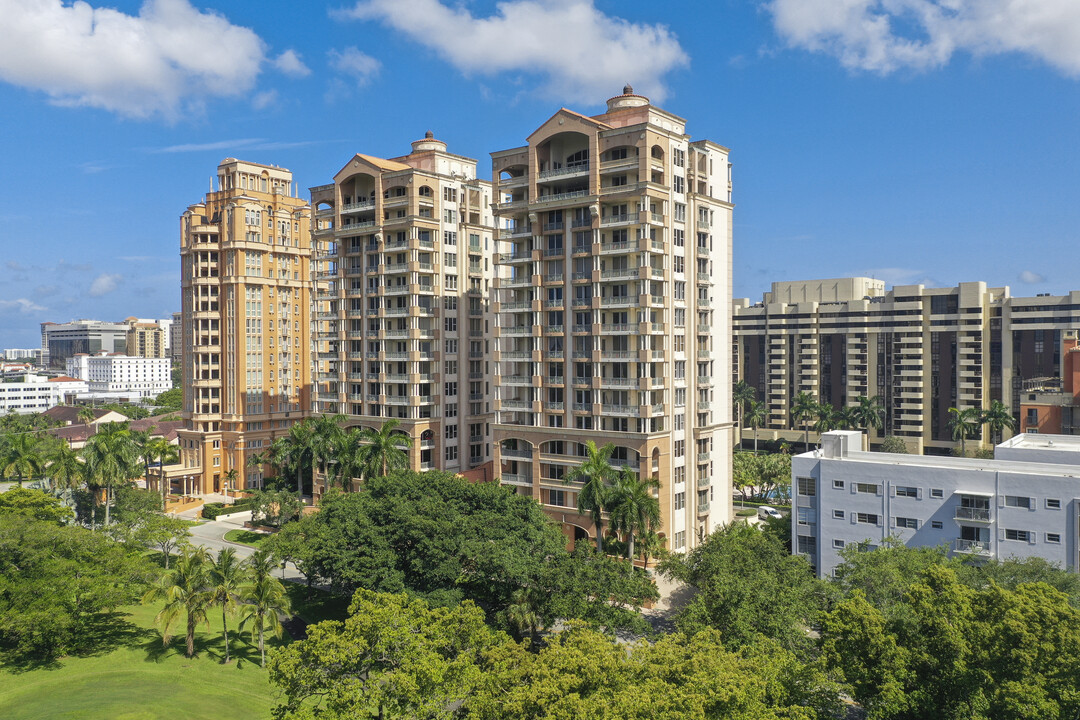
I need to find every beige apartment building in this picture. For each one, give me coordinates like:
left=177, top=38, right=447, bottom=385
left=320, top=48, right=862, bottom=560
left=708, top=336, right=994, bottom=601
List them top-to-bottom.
left=490, top=87, right=734, bottom=552
left=309, top=133, right=496, bottom=487
left=175, top=159, right=313, bottom=495
left=733, top=279, right=1080, bottom=454
left=125, top=319, right=166, bottom=358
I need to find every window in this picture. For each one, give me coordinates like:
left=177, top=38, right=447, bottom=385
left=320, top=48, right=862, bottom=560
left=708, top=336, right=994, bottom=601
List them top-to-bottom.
left=673, top=175, right=684, bottom=193
left=674, top=203, right=686, bottom=222
left=444, top=252, right=457, bottom=267
left=445, top=274, right=457, bottom=290
left=445, top=339, right=458, bottom=354
left=445, top=382, right=458, bottom=397
left=446, top=403, right=457, bottom=418
left=445, top=424, right=458, bottom=439
left=674, top=440, right=685, bottom=457
left=445, top=446, right=458, bottom=461
left=797, top=477, right=816, bottom=496
left=832, top=480, right=845, bottom=490
left=856, top=483, right=879, bottom=494
left=895, top=486, right=918, bottom=498
left=930, top=488, right=944, bottom=499
left=674, top=492, right=685, bottom=510
left=1005, top=496, right=1032, bottom=509
left=1046, top=498, right=1061, bottom=509
left=833, top=509, right=845, bottom=519
left=856, top=513, right=879, bottom=525
left=895, top=517, right=918, bottom=530
left=931, top=521, right=943, bottom=529
left=1004, top=529, right=1031, bottom=542
left=674, top=531, right=686, bottom=550
left=1047, top=533, right=1061, bottom=543
left=833, top=539, right=845, bottom=549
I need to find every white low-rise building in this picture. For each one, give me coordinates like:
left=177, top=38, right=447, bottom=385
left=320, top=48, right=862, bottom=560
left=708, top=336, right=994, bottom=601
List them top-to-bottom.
left=65, top=353, right=172, bottom=400
left=0, top=374, right=88, bottom=414
left=792, top=430, right=1080, bottom=577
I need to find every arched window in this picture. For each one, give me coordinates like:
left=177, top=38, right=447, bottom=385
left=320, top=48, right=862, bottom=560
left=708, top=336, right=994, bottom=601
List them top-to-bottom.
left=566, top=149, right=589, bottom=168
left=421, top=429, right=434, bottom=442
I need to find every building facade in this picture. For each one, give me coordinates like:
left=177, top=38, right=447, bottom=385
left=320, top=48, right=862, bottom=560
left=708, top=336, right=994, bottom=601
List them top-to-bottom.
left=490, top=87, right=734, bottom=552
left=309, top=133, right=496, bottom=488
left=176, top=159, right=313, bottom=494
left=734, top=281, right=1080, bottom=453
left=170, top=311, right=183, bottom=362
left=124, top=319, right=167, bottom=358
left=41, top=320, right=128, bottom=369
left=2, top=348, right=43, bottom=363
left=66, top=352, right=171, bottom=399
left=0, top=374, right=88, bottom=414
left=793, top=430, right=1080, bottom=577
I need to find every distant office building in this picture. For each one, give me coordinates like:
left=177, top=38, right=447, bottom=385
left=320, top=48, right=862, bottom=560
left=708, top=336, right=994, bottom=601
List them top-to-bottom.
left=309, top=131, right=496, bottom=487
left=733, top=281, right=1080, bottom=454
left=170, top=311, right=183, bottom=362
left=41, top=320, right=128, bottom=369
left=2, top=348, right=42, bottom=363
left=66, top=352, right=171, bottom=399
left=0, top=374, right=88, bottom=414
left=793, top=430, right=1080, bottom=577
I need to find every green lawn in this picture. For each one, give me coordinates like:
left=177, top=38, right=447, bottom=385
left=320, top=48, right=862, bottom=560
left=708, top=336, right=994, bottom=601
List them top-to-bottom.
left=223, top=529, right=268, bottom=547
left=0, top=601, right=283, bottom=720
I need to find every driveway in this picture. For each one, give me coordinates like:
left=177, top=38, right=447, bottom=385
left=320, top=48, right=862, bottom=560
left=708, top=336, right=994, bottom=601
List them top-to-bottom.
left=185, top=512, right=306, bottom=583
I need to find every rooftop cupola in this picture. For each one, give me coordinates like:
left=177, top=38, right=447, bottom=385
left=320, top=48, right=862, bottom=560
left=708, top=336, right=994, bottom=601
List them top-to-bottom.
left=606, top=84, right=649, bottom=112
left=411, top=130, right=447, bottom=153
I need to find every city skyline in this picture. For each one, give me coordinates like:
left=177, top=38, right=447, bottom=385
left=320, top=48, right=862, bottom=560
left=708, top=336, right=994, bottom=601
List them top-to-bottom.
left=2, top=0, right=1080, bottom=347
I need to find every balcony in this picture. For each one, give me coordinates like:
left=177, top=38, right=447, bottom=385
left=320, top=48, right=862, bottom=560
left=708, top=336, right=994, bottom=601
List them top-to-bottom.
left=538, top=163, right=589, bottom=181
left=534, top=189, right=588, bottom=205
left=341, top=199, right=375, bottom=213
left=600, top=212, right=639, bottom=227
left=601, top=268, right=639, bottom=280
left=601, top=296, right=636, bottom=307
left=601, top=323, right=634, bottom=333
left=502, top=326, right=532, bottom=336
left=501, top=399, right=532, bottom=410
left=604, top=404, right=640, bottom=417
left=501, top=448, right=533, bottom=460
left=501, top=473, right=532, bottom=485
left=955, top=506, right=991, bottom=522
left=953, top=538, right=991, bottom=555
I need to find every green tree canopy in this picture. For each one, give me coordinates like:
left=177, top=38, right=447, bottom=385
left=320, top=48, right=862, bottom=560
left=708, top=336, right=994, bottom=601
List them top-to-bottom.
left=0, top=486, right=74, bottom=524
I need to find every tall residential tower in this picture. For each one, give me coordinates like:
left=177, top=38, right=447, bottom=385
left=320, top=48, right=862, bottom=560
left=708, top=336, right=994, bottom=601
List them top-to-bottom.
left=490, top=87, right=734, bottom=552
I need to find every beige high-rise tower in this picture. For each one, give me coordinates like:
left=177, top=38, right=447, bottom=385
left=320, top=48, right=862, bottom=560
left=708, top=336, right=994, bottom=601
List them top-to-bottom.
left=491, top=87, right=734, bottom=553
left=309, top=133, right=496, bottom=492
left=174, top=159, right=313, bottom=495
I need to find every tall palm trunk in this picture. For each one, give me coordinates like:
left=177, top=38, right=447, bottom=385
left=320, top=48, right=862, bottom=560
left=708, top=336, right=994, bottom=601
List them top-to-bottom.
left=753, top=428, right=759, bottom=454
left=104, top=486, right=112, bottom=526
left=594, top=515, right=604, bottom=553
left=627, top=533, right=635, bottom=561
left=221, top=606, right=230, bottom=663
left=186, top=610, right=196, bottom=658
left=258, top=623, right=265, bottom=668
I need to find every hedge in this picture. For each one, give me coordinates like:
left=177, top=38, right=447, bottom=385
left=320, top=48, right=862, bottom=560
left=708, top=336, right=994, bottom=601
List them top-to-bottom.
left=201, top=499, right=255, bottom=520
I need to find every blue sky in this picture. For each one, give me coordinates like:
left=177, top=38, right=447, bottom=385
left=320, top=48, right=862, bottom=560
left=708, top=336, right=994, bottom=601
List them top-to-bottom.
left=1, top=0, right=1078, bottom=348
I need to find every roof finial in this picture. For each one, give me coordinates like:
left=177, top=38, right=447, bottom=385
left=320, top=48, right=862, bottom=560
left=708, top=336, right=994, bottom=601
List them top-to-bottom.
left=623, top=83, right=633, bottom=95
left=425, top=130, right=434, bottom=139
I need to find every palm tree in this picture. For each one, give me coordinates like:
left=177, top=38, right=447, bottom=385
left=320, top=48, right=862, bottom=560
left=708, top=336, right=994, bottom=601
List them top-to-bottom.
left=733, top=380, right=756, bottom=442
left=790, top=392, right=817, bottom=452
left=854, top=395, right=885, bottom=436
left=981, top=400, right=1018, bottom=445
left=745, top=401, right=768, bottom=454
left=813, top=403, right=841, bottom=435
left=837, top=405, right=859, bottom=431
left=76, top=406, right=96, bottom=427
left=947, top=406, right=981, bottom=456
left=308, top=414, right=346, bottom=481
left=358, top=419, right=413, bottom=479
left=82, top=422, right=140, bottom=527
left=131, top=427, right=156, bottom=484
left=329, top=427, right=366, bottom=491
left=0, top=433, right=45, bottom=487
left=146, top=436, right=179, bottom=509
left=45, top=440, right=84, bottom=493
left=562, top=440, right=616, bottom=553
left=246, top=450, right=271, bottom=491
left=606, top=467, right=661, bottom=561
left=222, top=468, right=239, bottom=497
left=637, top=526, right=666, bottom=571
left=143, top=547, right=213, bottom=658
left=208, top=548, right=246, bottom=664
left=239, top=548, right=291, bottom=668
left=502, top=589, right=541, bottom=644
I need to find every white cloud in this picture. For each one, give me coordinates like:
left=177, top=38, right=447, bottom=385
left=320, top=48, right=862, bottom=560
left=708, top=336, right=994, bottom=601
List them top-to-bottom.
left=0, top=0, right=266, bottom=119
left=335, top=0, right=688, bottom=102
left=767, top=0, right=1080, bottom=76
left=328, top=47, right=381, bottom=87
left=273, top=49, right=311, bottom=78
left=252, top=90, right=279, bottom=110
left=153, top=138, right=264, bottom=153
left=859, top=267, right=938, bottom=287
left=1019, top=270, right=1046, bottom=283
left=88, top=273, right=121, bottom=297
left=0, top=298, right=45, bottom=313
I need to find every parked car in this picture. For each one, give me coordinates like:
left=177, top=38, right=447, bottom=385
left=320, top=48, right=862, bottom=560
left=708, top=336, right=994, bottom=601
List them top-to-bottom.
left=757, top=505, right=783, bottom=521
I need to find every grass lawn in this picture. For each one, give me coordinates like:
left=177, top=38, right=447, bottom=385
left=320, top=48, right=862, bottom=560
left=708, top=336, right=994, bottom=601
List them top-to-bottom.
left=223, top=529, right=268, bottom=547
left=0, top=601, right=284, bottom=720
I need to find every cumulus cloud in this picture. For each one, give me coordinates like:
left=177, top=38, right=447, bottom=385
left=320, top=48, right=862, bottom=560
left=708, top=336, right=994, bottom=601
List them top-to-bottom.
left=0, top=0, right=266, bottom=119
left=335, top=0, right=688, bottom=102
left=767, top=0, right=1080, bottom=75
left=328, top=47, right=381, bottom=87
left=273, top=49, right=311, bottom=78
left=252, top=89, right=279, bottom=110
left=1019, top=270, right=1046, bottom=283
left=88, top=273, right=121, bottom=297
left=0, top=298, right=46, bottom=313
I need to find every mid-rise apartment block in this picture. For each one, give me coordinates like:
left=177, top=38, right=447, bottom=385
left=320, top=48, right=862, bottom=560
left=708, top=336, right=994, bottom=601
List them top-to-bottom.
left=490, top=87, right=734, bottom=552
left=310, top=133, right=496, bottom=486
left=176, top=159, right=313, bottom=494
left=734, top=280, right=1080, bottom=453
left=170, top=311, right=183, bottom=362
left=124, top=318, right=167, bottom=358
left=41, top=320, right=128, bottom=369
left=794, top=430, right=1080, bottom=577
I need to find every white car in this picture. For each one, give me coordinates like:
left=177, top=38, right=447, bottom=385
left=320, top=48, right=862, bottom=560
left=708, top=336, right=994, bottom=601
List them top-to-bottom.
left=757, top=505, right=783, bottom=521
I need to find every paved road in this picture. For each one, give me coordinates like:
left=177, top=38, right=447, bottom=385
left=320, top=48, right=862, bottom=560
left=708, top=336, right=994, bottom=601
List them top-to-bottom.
left=185, top=512, right=306, bottom=583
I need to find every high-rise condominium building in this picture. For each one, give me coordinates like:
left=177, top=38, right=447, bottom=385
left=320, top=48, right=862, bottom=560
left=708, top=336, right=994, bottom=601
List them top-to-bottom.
left=490, top=87, right=734, bottom=552
left=310, top=133, right=496, bottom=489
left=176, top=159, right=313, bottom=495
left=733, top=280, right=1080, bottom=454
left=170, top=311, right=183, bottom=362
left=124, top=318, right=166, bottom=358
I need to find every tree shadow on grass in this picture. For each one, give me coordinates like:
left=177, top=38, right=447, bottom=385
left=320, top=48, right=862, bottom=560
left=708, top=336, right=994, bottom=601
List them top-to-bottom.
left=0, top=610, right=153, bottom=674
left=141, top=625, right=280, bottom=671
